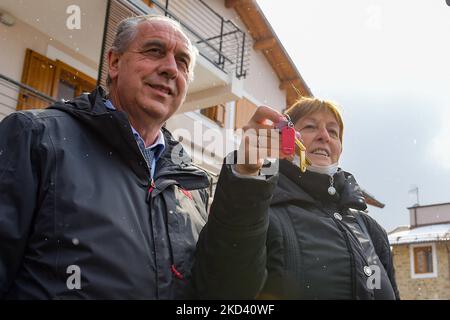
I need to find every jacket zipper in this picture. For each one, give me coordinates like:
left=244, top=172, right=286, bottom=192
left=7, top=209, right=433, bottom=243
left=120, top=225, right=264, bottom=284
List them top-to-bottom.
left=146, top=178, right=184, bottom=282
left=146, top=178, right=156, bottom=202
left=314, top=203, right=358, bottom=299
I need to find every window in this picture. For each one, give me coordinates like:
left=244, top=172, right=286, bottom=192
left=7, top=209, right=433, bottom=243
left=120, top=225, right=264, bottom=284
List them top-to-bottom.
left=17, top=49, right=96, bottom=110
left=57, top=79, right=77, bottom=101
left=201, top=104, right=226, bottom=127
left=410, top=243, right=438, bottom=279
left=414, top=246, right=433, bottom=273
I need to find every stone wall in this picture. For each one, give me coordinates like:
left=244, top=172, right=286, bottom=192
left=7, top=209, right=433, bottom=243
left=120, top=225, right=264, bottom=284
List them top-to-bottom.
left=391, top=242, right=450, bottom=299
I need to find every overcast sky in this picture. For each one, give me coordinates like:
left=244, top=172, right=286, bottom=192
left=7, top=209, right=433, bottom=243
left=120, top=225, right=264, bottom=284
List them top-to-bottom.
left=257, top=0, right=450, bottom=231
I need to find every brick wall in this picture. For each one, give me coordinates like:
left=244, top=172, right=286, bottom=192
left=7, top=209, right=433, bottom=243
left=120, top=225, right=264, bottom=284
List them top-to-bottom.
left=392, top=242, right=450, bottom=299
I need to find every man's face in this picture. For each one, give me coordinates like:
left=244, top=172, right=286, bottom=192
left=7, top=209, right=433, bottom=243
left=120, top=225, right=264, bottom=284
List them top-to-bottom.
left=108, top=20, right=192, bottom=123
left=295, top=110, right=342, bottom=166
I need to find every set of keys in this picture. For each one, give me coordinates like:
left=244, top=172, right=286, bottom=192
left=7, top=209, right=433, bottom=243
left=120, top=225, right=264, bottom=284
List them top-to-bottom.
left=275, top=115, right=311, bottom=172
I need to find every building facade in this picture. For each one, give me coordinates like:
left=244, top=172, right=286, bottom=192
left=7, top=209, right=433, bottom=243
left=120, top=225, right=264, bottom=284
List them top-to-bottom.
left=0, top=0, right=310, bottom=181
left=1, top=0, right=385, bottom=204
left=389, top=203, right=450, bottom=299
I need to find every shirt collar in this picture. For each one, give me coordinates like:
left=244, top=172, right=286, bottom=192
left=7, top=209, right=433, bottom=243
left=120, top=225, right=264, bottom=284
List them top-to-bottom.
left=104, top=99, right=165, bottom=160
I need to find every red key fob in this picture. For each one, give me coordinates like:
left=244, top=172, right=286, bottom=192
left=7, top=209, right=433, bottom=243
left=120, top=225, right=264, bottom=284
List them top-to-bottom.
left=281, top=126, right=295, bottom=155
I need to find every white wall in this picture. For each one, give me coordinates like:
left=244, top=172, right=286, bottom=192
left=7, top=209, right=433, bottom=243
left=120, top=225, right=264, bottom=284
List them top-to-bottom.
left=196, top=0, right=286, bottom=109
left=0, top=18, right=98, bottom=120
left=0, top=18, right=48, bottom=119
left=1, top=19, right=48, bottom=82
left=243, top=48, right=286, bottom=108
left=410, top=204, right=450, bottom=226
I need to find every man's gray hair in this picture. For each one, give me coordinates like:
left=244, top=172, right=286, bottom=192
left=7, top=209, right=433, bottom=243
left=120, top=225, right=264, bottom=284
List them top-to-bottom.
left=106, top=15, right=198, bottom=86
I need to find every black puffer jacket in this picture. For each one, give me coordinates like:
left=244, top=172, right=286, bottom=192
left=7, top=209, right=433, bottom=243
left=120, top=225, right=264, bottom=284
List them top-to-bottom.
left=0, top=88, right=277, bottom=299
left=260, top=160, right=400, bottom=300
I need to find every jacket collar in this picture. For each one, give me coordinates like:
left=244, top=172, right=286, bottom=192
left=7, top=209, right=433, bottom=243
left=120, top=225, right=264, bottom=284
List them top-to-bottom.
left=49, top=87, right=209, bottom=189
left=271, top=160, right=367, bottom=211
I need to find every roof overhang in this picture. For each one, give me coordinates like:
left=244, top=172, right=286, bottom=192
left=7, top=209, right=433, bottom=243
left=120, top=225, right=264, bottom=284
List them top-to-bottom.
left=226, top=0, right=313, bottom=107
left=388, top=223, right=450, bottom=245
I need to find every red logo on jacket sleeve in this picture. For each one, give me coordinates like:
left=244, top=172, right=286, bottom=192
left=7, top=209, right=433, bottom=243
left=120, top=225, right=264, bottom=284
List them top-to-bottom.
left=180, top=188, right=193, bottom=200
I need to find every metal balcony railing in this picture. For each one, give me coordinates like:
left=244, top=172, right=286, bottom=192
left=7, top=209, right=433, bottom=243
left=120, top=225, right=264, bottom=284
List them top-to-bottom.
left=127, top=0, right=251, bottom=79
left=0, top=74, right=56, bottom=115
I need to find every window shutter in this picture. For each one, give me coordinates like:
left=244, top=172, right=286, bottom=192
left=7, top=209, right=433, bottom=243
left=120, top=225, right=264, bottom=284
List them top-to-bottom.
left=98, top=0, right=137, bottom=89
left=142, top=0, right=154, bottom=8
left=17, top=49, right=57, bottom=110
left=17, top=49, right=97, bottom=110
left=234, top=98, right=257, bottom=129
left=201, top=104, right=226, bottom=127
left=216, top=104, right=226, bottom=126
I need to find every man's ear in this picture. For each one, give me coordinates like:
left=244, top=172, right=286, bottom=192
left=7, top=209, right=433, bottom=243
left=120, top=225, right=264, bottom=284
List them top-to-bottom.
left=108, top=49, right=120, bottom=82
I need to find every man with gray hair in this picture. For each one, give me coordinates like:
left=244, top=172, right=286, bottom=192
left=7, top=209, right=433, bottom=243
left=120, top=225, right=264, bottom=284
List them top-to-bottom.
left=0, top=15, right=284, bottom=299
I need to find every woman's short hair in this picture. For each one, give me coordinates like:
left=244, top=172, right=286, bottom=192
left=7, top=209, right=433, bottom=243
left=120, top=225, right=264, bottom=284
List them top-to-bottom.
left=285, top=96, right=344, bottom=143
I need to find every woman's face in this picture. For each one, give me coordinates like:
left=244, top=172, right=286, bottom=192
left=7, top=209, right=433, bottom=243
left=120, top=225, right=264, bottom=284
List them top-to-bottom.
left=294, top=110, right=342, bottom=166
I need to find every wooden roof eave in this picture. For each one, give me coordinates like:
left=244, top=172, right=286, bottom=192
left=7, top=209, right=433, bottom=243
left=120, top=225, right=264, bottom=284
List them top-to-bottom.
left=225, top=0, right=313, bottom=107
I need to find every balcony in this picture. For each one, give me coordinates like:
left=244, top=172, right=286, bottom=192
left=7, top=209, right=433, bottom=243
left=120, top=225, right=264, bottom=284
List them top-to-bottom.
left=100, top=0, right=250, bottom=112
left=150, top=0, right=250, bottom=79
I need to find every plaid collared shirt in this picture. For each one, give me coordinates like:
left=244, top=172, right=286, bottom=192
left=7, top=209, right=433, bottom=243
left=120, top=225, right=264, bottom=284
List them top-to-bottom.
left=104, top=100, right=165, bottom=178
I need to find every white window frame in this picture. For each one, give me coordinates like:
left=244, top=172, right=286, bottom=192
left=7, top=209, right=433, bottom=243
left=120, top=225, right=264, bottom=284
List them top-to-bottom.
left=410, top=243, right=438, bottom=279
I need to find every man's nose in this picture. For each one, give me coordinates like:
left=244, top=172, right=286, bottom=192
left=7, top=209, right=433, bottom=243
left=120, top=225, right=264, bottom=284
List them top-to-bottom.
left=158, top=54, right=178, bottom=79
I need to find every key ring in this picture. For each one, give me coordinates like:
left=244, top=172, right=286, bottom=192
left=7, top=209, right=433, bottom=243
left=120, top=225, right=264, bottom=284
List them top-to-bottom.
left=275, top=114, right=310, bottom=172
